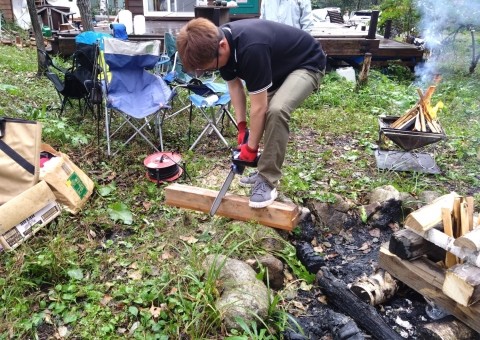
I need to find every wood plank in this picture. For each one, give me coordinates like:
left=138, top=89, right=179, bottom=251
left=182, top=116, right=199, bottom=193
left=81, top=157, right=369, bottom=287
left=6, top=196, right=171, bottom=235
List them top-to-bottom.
left=164, top=183, right=300, bottom=231
left=404, top=192, right=459, bottom=232
left=466, top=196, right=474, bottom=231
left=378, top=244, right=480, bottom=333
left=443, top=263, right=480, bottom=306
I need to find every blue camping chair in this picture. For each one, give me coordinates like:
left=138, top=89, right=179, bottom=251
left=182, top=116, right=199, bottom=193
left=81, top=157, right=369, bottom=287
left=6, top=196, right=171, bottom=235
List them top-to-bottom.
left=102, top=38, right=174, bottom=156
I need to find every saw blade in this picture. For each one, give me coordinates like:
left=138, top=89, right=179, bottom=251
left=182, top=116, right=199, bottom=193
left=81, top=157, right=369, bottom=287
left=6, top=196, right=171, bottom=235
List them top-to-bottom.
left=209, top=169, right=235, bottom=216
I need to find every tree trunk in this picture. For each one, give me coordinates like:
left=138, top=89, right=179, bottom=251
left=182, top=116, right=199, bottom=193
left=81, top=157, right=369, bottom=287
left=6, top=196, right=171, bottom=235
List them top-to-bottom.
left=26, top=0, right=47, bottom=77
left=77, top=0, right=94, bottom=32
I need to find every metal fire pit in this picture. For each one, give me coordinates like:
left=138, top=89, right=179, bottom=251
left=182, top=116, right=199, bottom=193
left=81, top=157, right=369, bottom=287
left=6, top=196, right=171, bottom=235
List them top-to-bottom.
left=375, top=116, right=447, bottom=174
left=378, top=116, right=446, bottom=151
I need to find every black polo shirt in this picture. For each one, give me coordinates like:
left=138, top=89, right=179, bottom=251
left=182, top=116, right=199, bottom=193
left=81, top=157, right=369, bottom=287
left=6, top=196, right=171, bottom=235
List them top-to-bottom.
left=219, top=19, right=326, bottom=94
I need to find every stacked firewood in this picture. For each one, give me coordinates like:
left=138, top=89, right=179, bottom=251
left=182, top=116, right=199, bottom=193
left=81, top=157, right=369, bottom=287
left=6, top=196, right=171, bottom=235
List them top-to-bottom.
left=390, top=76, right=444, bottom=133
left=394, top=193, right=480, bottom=307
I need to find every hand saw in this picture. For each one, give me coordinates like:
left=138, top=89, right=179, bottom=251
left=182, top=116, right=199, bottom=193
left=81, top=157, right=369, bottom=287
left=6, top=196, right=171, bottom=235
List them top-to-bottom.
left=209, top=131, right=260, bottom=216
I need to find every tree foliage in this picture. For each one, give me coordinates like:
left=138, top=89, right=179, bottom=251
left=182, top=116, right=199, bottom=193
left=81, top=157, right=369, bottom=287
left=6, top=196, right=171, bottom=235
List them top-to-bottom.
left=379, top=0, right=420, bottom=38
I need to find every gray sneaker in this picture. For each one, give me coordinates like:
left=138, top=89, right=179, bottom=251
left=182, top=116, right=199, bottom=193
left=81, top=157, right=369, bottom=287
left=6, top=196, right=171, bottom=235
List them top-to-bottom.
left=239, top=171, right=259, bottom=187
left=249, top=178, right=278, bottom=208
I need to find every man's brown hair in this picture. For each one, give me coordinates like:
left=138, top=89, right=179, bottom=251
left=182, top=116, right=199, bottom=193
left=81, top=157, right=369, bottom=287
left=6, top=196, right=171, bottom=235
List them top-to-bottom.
left=176, top=18, right=220, bottom=72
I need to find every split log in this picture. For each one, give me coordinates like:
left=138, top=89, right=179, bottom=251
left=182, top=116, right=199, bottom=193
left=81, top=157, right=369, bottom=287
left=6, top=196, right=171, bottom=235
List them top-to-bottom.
left=404, top=192, right=459, bottom=232
left=466, top=197, right=474, bottom=231
left=442, top=208, right=458, bottom=268
left=408, top=226, right=480, bottom=267
left=388, top=228, right=445, bottom=262
left=454, top=228, right=480, bottom=251
left=442, top=263, right=480, bottom=306
left=316, top=268, right=403, bottom=340
left=350, top=269, right=398, bottom=305
left=418, top=316, right=479, bottom=340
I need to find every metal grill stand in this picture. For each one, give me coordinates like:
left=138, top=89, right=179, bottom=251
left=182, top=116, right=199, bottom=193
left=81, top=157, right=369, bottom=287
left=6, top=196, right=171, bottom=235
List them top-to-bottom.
left=375, top=116, right=447, bottom=174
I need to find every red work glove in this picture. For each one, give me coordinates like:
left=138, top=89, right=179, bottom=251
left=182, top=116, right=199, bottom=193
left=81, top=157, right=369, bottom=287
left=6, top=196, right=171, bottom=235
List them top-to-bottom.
left=237, top=121, right=247, bottom=146
left=239, top=143, right=258, bottom=163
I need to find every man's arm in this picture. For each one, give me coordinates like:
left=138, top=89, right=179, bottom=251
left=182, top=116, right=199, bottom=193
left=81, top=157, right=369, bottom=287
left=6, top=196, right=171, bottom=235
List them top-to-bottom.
left=227, top=78, right=247, bottom=124
left=247, top=90, right=268, bottom=149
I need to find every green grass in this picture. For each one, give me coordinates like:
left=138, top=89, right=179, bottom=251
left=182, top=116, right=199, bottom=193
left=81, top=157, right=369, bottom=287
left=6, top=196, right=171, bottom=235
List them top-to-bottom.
left=0, top=31, right=479, bottom=339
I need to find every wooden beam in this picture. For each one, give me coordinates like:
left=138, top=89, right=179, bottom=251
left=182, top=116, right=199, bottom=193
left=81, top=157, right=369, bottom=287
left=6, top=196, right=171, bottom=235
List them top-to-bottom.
left=164, top=183, right=300, bottom=231
left=378, top=244, right=480, bottom=333
left=443, top=263, right=480, bottom=307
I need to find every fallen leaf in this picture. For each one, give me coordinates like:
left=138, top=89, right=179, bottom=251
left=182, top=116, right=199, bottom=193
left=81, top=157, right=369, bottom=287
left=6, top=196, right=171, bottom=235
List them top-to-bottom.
left=143, top=201, right=152, bottom=210
left=368, top=228, right=381, bottom=238
left=89, top=230, right=97, bottom=238
left=179, top=235, right=198, bottom=244
left=358, top=242, right=370, bottom=251
left=313, top=245, right=324, bottom=253
left=161, top=251, right=173, bottom=260
left=326, top=253, right=339, bottom=259
left=129, top=262, right=138, bottom=269
left=128, top=270, right=142, bottom=280
left=299, top=281, right=312, bottom=291
left=168, top=287, right=178, bottom=295
left=100, top=295, right=113, bottom=306
left=317, top=295, right=328, bottom=304
left=292, top=300, right=306, bottom=310
left=150, top=305, right=162, bottom=318
left=129, top=321, right=139, bottom=335
left=57, top=326, right=69, bottom=337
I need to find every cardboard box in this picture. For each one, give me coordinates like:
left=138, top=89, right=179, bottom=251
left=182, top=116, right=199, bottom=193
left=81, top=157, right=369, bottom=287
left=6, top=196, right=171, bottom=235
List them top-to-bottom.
left=40, top=144, right=94, bottom=214
left=0, top=180, right=61, bottom=251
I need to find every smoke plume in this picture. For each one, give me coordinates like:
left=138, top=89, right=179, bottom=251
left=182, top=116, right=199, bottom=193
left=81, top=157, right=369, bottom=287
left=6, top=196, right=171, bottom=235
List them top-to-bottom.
left=414, top=0, right=480, bottom=83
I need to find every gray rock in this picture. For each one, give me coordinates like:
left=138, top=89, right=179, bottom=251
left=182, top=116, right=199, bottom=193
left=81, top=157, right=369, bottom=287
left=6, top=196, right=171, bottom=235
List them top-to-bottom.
left=367, top=185, right=400, bottom=204
left=254, top=254, right=285, bottom=290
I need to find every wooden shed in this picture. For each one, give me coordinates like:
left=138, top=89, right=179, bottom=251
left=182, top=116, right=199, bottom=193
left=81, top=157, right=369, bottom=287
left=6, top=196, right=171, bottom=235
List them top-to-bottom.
left=0, top=0, right=14, bottom=22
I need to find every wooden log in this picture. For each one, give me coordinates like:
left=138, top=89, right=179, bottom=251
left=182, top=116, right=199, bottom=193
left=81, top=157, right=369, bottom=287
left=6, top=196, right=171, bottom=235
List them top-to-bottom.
left=164, top=183, right=300, bottom=231
left=404, top=192, right=459, bottom=232
left=453, top=197, right=462, bottom=238
left=442, top=208, right=458, bottom=268
left=408, top=226, right=480, bottom=267
left=388, top=228, right=445, bottom=262
left=454, top=228, right=480, bottom=251
left=378, top=244, right=480, bottom=333
left=442, top=263, right=480, bottom=306
left=316, top=268, right=403, bottom=340
left=350, top=269, right=399, bottom=305
left=418, top=317, right=479, bottom=340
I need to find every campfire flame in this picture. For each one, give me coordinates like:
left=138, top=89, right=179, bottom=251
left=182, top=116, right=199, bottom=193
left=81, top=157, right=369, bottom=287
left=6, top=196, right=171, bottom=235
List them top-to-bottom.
left=391, top=75, right=444, bottom=134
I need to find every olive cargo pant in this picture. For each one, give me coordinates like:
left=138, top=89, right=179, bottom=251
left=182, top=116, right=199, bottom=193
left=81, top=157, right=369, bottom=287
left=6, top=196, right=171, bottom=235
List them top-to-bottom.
left=258, top=68, right=323, bottom=186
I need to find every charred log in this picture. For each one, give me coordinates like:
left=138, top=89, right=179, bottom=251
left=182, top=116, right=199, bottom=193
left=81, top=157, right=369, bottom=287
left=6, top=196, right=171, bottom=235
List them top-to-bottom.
left=316, top=268, right=403, bottom=340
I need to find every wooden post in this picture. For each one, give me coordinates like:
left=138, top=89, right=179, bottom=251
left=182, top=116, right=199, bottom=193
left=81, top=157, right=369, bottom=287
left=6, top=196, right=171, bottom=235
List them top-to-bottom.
left=367, top=10, right=380, bottom=39
left=384, top=19, right=392, bottom=39
left=357, top=52, right=372, bottom=87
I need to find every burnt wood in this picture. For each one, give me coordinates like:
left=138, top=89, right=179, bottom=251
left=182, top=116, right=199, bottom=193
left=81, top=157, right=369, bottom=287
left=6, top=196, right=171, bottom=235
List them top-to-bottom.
left=389, top=228, right=446, bottom=262
left=316, top=268, right=403, bottom=340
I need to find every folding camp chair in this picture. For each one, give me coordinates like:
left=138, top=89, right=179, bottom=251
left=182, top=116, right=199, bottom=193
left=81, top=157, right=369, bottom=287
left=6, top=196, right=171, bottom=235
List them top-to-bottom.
left=102, top=38, right=173, bottom=156
left=40, top=49, right=91, bottom=115
left=186, top=80, right=237, bottom=150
